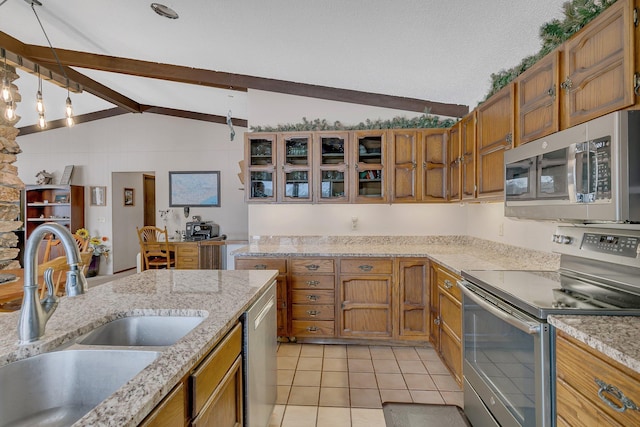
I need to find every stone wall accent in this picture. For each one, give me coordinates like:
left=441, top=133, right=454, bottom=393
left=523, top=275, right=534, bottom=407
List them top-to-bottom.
left=0, top=64, right=24, bottom=270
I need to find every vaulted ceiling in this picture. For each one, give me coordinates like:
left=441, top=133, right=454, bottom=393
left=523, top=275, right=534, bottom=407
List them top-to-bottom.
left=0, top=0, right=566, bottom=132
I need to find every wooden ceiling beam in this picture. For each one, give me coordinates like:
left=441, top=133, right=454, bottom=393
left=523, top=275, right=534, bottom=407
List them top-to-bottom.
left=0, top=31, right=142, bottom=113
left=25, top=45, right=469, bottom=118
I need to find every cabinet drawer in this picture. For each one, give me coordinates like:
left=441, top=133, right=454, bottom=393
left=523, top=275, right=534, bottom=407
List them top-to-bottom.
left=177, top=246, right=198, bottom=255
left=178, top=258, right=198, bottom=269
left=235, top=258, right=287, bottom=274
left=291, top=258, right=335, bottom=274
left=340, top=259, right=393, bottom=274
left=436, top=267, right=461, bottom=301
left=291, top=275, right=334, bottom=290
left=291, top=289, right=335, bottom=304
left=292, top=304, right=335, bottom=320
left=292, top=320, right=335, bottom=337
left=190, top=323, right=242, bottom=417
left=556, top=333, right=640, bottom=427
left=192, top=356, right=243, bottom=427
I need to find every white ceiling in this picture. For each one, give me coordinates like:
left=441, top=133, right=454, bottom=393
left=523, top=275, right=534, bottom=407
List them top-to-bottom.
left=0, top=0, right=567, bottom=127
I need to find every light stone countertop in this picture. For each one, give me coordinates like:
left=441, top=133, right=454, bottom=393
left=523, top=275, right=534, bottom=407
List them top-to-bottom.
left=232, top=235, right=561, bottom=273
left=0, top=269, right=278, bottom=427
left=548, top=315, right=640, bottom=374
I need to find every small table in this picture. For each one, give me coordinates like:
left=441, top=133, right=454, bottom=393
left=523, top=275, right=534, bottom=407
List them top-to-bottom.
left=0, top=269, right=52, bottom=310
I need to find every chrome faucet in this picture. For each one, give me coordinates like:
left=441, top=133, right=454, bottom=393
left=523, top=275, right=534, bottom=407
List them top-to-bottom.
left=18, top=222, right=88, bottom=344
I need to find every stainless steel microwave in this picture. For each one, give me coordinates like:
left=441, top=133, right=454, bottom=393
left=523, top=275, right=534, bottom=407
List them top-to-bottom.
left=504, top=110, right=640, bottom=223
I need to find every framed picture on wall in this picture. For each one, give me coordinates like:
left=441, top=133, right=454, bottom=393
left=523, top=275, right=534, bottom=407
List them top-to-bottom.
left=169, top=171, right=221, bottom=207
left=90, top=186, right=107, bottom=206
left=124, top=188, right=134, bottom=206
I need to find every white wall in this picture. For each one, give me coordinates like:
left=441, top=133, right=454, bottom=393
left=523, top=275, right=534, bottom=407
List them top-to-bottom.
left=16, top=113, right=248, bottom=274
left=112, top=172, right=147, bottom=272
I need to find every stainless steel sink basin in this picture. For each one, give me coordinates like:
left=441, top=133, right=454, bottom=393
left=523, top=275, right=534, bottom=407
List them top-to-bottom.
left=76, top=315, right=204, bottom=346
left=0, top=349, right=159, bottom=427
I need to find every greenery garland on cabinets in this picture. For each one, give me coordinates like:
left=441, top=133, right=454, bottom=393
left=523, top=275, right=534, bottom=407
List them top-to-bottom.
left=484, top=0, right=618, bottom=101
left=250, top=112, right=456, bottom=132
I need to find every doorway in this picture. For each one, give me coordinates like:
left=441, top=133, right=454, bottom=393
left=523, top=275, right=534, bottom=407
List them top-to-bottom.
left=143, top=174, right=156, bottom=226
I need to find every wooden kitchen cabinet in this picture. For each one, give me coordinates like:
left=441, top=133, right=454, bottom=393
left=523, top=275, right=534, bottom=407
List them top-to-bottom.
left=561, top=0, right=635, bottom=129
left=515, top=51, right=561, bottom=145
left=476, top=84, right=514, bottom=200
left=449, top=112, right=477, bottom=201
left=448, top=121, right=461, bottom=201
left=390, top=129, right=449, bottom=203
left=421, top=129, right=449, bottom=202
left=352, top=130, right=388, bottom=203
left=389, top=130, right=420, bottom=202
left=315, top=132, right=350, bottom=203
left=245, top=133, right=277, bottom=202
left=278, top=133, right=313, bottom=203
left=173, top=240, right=225, bottom=270
left=235, top=257, right=289, bottom=337
left=290, top=258, right=336, bottom=338
left=338, top=258, right=393, bottom=338
left=396, top=258, right=430, bottom=340
left=430, top=263, right=463, bottom=386
left=139, top=323, right=242, bottom=427
left=556, top=331, right=640, bottom=427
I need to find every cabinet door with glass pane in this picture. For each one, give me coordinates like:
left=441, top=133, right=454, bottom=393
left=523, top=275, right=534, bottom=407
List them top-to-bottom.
left=352, top=130, right=388, bottom=203
left=315, top=132, right=350, bottom=203
left=245, top=133, right=277, bottom=202
left=278, top=133, right=313, bottom=203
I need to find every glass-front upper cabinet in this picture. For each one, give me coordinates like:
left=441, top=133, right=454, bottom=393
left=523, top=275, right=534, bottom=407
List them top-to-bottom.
left=352, top=130, right=388, bottom=203
left=316, top=132, right=349, bottom=203
left=245, top=133, right=277, bottom=202
left=279, top=133, right=312, bottom=202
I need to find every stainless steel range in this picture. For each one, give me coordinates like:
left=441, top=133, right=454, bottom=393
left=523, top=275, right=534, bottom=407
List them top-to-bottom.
left=460, top=225, right=640, bottom=427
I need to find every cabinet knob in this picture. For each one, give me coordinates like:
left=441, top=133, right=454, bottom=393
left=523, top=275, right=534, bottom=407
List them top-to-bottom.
left=547, top=84, right=556, bottom=99
left=412, top=162, right=417, bottom=170
left=254, top=264, right=267, bottom=270
left=305, top=264, right=319, bottom=271
left=358, top=265, right=373, bottom=272
left=444, top=279, right=453, bottom=289
left=306, top=280, right=320, bottom=287
left=307, top=295, right=318, bottom=301
left=307, top=310, right=319, bottom=317
left=434, top=317, right=441, bottom=326
left=306, top=326, right=319, bottom=332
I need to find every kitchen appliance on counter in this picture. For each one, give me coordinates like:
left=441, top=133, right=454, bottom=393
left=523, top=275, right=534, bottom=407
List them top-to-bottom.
left=505, top=110, right=640, bottom=223
left=185, top=221, right=220, bottom=241
left=460, top=225, right=640, bottom=427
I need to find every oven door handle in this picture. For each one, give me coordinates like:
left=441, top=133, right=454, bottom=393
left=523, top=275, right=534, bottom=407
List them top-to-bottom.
left=459, top=281, right=541, bottom=335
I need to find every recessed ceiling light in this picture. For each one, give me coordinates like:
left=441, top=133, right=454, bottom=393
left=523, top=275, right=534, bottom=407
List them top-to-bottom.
left=150, top=3, right=179, bottom=19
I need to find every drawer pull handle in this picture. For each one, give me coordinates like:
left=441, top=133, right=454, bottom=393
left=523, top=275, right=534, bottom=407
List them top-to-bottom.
left=254, top=264, right=267, bottom=270
left=305, top=264, right=320, bottom=271
left=358, top=265, right=373, bottom=272
left=444, top=279, right=453, bottom=289
left=306, top=280, right=320, bottom=287
left=306, top=295, right=318, bottom=301
left=307, top=310, right=319, bottom=316
left=307, top=326, right=319, bottom=332
left=595, top=378, right=639, bottom=412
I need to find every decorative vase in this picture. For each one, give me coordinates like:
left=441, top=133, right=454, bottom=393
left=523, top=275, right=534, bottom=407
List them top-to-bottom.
left=87, top=254, right=100, bottom=277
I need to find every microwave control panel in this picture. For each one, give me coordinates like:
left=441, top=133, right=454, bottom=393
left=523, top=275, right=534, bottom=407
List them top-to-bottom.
left=593, top=136, right=612, bottom=200
left=581, top=232, right=639, bottom=258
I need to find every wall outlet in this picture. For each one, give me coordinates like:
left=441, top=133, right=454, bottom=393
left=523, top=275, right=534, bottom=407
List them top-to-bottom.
left=351, top=216, right=358, bottom=230
left=97, top=217, right=106, bottom=223
left=498, top=222, right=504, bottom=236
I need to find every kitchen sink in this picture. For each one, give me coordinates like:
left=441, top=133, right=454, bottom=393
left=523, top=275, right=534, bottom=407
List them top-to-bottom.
left=76, top=315, right=204, bottom=347
left=0, top=349, right=159, bottom=427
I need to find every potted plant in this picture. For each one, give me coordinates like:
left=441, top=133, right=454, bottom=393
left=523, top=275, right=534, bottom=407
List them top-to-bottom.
left=76, top=228, right=110, bottom=277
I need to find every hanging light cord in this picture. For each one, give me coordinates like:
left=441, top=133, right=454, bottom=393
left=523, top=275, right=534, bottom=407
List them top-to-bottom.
left=30, top=3, right=69, bottom=89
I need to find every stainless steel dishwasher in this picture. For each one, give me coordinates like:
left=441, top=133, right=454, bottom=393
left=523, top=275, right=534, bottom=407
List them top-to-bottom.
left=242, top=281, right=277, bottom=427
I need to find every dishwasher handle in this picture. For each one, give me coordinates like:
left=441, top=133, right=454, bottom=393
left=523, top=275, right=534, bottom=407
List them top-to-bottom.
left=458, top=280, right=541, bottom=335
left=254, top=294, right=276, bottom=331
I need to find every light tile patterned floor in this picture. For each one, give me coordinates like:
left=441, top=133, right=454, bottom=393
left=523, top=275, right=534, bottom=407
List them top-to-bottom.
left=269, top=342, right=463, bottom=427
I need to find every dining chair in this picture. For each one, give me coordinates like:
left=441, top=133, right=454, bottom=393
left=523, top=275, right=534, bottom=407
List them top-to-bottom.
left=137, top=226, right=174, bottom=270
left=41, top=232, right=89, bottom=262
left=37, top=250, right=93, bottom=299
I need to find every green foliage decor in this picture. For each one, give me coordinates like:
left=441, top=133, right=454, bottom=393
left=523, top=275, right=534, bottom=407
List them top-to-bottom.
left=484, top=0, right=618, bottom=101
left=250, top=112, right=456, bottom=132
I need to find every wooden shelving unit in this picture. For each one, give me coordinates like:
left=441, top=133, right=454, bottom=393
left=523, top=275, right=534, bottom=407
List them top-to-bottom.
left=24, top=185, right=85, bottom=239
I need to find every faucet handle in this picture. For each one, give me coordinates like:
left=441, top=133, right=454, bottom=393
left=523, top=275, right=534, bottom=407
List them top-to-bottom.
left=42, top=268, right=59, bottom=304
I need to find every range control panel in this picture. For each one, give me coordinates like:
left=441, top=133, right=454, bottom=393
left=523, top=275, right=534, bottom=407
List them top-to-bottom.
left=581, top=232, right=640, bottom=258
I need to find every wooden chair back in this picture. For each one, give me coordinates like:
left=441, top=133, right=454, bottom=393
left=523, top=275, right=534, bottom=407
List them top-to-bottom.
left=137, top=226, right=174, bottom=270
left=41, top=233, right=88, bottom=262
left=37, top=250, right=93, bottom=299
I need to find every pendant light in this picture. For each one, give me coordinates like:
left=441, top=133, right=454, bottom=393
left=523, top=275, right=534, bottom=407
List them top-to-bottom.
left=1, top=50, right=11, bottom=103
left=35, top=66, right=46, bottom=129
left=65, top=92, right=74, bottom=127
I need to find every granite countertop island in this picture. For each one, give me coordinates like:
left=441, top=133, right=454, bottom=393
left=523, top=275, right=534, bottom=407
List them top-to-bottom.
left=0, top=269, right=277, bottom=426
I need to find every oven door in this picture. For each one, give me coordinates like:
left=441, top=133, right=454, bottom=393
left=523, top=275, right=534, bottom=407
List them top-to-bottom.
left=460, top=281, right=554, bottom=427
